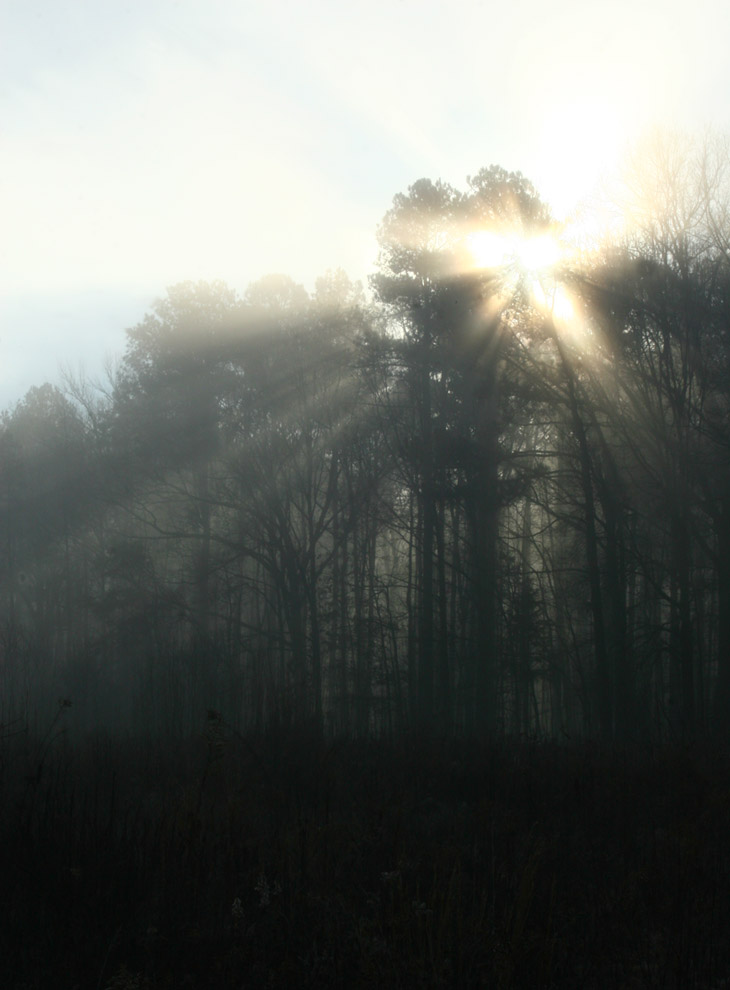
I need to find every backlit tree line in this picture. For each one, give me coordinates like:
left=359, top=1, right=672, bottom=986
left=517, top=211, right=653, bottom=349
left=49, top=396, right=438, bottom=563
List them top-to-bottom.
left=3, top=133, right=730, bottom=744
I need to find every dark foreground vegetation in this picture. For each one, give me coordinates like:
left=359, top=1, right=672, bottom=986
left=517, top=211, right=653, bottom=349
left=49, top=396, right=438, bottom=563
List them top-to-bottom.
left=3, top=717, right=730, bottom=989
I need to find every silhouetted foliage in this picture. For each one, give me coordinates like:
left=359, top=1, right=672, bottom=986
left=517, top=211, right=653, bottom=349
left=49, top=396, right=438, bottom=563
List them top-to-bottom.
left=3, top=142, right=730, bottom=744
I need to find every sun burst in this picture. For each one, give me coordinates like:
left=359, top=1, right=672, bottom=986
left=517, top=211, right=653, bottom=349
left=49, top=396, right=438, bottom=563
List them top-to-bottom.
left=463, top=225, right=593, bottom=352
left=465, top=229, right=563, bottom=277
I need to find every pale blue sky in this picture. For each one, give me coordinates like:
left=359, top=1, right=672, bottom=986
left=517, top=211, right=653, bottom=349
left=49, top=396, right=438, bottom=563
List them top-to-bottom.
left=2, top=0, right=728, bottom=410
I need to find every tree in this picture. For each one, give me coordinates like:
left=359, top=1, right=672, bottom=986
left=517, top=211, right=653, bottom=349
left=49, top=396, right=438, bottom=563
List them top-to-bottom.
left=572, top=130, right=730, bottom=740
left=371, top=167, right=553, bottom=736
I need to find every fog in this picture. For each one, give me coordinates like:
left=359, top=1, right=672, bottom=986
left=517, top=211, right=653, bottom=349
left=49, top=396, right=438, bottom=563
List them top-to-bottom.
left=3, top=3, right=730, bottom=985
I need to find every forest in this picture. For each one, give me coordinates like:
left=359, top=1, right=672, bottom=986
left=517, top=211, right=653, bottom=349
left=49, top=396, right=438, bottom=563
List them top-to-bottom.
left=4, top=134, right=730, bottom=987
left=3, top=135, right=730, bottom=747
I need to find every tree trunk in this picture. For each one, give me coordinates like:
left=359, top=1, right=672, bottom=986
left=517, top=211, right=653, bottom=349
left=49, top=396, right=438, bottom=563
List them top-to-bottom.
left=471, top=350, right=499, bottom=738
left=417, top=358, right=435, bottom=733
left=435, top=494, right=451, bottom=735
left=713, top=509, right=730, bottom=739
left=669, top=511, right=695, bottom=740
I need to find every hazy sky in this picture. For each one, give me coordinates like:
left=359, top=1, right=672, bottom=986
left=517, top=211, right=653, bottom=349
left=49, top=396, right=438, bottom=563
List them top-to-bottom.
left=2, top=0, right=728, bottom=411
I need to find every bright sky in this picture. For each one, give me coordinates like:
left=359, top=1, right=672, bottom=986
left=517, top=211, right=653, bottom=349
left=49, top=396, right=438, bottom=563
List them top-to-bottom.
left=2, top=0, right=728, bottom=411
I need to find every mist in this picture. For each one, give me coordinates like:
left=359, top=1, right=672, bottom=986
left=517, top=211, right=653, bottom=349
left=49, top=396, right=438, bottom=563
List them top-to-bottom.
left=4, top=1, right=730, bottom=984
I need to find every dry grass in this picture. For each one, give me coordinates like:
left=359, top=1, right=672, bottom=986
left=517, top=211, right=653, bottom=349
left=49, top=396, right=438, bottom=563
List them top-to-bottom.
left=2, top=724, right=730, bottom=988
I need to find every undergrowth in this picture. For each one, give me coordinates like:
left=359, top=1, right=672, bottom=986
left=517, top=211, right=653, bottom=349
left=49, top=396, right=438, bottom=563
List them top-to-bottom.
left=2, top=715, right=730, bottom=988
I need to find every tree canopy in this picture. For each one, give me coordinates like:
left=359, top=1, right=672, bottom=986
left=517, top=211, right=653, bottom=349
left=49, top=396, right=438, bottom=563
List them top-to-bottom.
left=4, top=137, right=730, bottom=744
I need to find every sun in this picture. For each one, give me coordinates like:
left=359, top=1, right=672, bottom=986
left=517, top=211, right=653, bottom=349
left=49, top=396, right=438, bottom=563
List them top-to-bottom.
left=463, top=225, right=591, bottom=348
left=464, top=227, right=568, bottom=311
left=465, top=229, right=562, bottom=277
left=516, top=233, right=562, bottom=274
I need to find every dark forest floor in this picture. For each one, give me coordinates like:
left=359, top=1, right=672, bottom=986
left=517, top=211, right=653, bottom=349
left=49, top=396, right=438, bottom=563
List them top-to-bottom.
left=2, top=722, right=730, bottom=988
